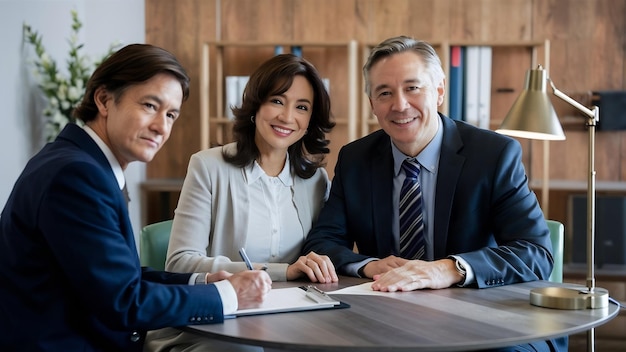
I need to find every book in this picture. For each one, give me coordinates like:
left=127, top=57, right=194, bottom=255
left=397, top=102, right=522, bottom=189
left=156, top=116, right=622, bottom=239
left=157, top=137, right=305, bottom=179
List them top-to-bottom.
left=291, top=46, right=302, bottom=57
left=448, top=46, right=464, bottom=120
left=463, top=46, right=480, bottom=126
left=477, top=46, right=492, bottom=129
left=225, top=76, right=249, bottom=119
left=322, top=78, right=330, bottom=93
left=225, top=285, right=347, bottom=318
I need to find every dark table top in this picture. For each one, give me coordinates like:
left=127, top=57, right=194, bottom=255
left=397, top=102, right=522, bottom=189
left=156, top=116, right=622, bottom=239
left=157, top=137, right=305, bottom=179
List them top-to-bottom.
left=184, top=277, right=620, bottom=351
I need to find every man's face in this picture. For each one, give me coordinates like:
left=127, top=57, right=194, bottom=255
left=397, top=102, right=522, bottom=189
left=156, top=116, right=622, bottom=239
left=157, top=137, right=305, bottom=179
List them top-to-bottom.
left=368, top=51, right=445, bottom=157
left=103, top=73, right=183, bottom=168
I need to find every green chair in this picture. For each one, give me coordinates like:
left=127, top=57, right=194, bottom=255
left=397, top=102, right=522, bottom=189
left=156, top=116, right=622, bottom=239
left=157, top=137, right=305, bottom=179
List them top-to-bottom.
left=140, top=219, right=173, bottom=271
left=546, top=219, right=564, bottom=283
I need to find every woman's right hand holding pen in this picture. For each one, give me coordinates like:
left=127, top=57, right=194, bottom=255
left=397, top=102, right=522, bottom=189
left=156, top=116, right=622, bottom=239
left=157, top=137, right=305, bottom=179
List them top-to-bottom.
left=287, top=251, right=338, bottom=283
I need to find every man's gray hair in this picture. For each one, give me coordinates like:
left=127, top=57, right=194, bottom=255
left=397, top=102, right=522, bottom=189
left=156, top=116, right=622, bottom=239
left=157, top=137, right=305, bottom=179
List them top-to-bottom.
left=363, top=36, right=445, bottom=97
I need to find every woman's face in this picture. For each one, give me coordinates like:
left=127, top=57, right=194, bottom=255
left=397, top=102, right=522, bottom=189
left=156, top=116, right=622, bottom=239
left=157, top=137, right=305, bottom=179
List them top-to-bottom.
left=254, top=75, right=313, bottom=155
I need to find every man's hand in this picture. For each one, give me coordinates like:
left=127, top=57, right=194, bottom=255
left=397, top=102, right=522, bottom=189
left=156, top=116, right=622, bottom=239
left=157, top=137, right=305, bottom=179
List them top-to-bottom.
left=287, top=251, right=339, bottom=283
left=360, top=255, right=408, bottom=278
left=371, top=258, right=460, bottom=292
left=227, top=270, right=272, bottom=309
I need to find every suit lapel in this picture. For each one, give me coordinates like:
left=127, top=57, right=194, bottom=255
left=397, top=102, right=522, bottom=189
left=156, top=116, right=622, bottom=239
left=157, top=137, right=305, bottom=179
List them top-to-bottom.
left=433, top=116, right=465, bottom=258
left=370, top=133, right=395, bottom=256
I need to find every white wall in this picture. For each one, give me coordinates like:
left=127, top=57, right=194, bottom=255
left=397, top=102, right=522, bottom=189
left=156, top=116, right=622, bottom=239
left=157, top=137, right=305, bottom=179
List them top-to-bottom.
left=1, top=0, right=146, bottom=247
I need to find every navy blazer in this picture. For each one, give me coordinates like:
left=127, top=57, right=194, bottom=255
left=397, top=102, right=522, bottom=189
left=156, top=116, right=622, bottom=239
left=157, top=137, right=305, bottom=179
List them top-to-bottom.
left=303, top=114, right=553, bottom=288
left=0, top=124, right=224, bottom=351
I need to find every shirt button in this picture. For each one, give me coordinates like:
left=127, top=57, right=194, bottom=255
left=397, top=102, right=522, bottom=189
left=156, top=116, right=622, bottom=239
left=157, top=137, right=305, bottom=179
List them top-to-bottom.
left=130, top=331, right=140, bottom=342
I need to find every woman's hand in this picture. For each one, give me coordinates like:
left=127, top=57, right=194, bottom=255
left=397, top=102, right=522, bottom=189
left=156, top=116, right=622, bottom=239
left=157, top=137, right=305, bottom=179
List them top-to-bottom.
left=286, top=251, right=339, bottom=283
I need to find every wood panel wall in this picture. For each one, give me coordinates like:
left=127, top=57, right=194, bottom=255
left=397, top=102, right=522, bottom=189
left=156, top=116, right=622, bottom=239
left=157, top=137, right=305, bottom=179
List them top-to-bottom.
left=145, top=0, right=626, bottom=223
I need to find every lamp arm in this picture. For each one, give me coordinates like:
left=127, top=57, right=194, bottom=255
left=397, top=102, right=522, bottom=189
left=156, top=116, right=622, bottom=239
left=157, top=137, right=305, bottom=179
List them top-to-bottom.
left=548, top=79, right=597, bottom=122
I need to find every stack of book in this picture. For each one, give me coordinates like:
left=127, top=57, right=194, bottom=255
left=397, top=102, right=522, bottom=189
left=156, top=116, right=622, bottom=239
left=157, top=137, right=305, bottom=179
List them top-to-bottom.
left=449, top=46, right=492, bottom=129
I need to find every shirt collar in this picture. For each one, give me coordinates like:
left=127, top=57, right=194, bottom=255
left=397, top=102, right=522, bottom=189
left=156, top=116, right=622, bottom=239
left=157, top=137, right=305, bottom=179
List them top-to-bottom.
left=391, top=115, right=443, bottom=176
left=82, top=125, right=125, bottom=190
left=244, top=154, right=293, bottom=186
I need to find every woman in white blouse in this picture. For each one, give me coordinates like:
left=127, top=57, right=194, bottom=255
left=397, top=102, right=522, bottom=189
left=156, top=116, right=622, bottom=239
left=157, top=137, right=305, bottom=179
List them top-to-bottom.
left=146, top=53, right=339, bottom=352
left=165, top=53, right=338, bottom=283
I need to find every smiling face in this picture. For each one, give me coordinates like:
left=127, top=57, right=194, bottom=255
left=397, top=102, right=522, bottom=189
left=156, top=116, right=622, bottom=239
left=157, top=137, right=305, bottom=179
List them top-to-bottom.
left=368, top=51, right=445, bottom=157
left=92, top=72, right=183, bottom=169
left=254, top=75, right=313, bottom=156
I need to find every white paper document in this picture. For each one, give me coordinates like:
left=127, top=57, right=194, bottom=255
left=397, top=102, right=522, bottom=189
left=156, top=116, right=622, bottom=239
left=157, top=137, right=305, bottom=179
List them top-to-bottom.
left=326, top=281, right=393, bottom=296
left=227, top=286, right=342, bottom=318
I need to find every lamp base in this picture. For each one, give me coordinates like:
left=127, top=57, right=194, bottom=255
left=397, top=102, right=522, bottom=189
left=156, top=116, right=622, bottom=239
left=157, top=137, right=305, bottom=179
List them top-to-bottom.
left=529, top=287, right=609, bottom=309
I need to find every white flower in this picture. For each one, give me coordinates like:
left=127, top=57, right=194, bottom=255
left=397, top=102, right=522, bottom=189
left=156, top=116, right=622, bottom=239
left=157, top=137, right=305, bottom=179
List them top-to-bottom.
left=23, top=10, right=121, bottom=141
left=40, top=53, right=51, bottom=66
left=67, top=85, right=81, bottom=101
left=52, top=110, right=65, bottom=123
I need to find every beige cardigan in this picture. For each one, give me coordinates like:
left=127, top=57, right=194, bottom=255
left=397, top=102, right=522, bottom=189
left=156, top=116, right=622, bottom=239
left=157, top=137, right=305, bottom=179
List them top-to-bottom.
left=165, top=143, right=330, bottom=281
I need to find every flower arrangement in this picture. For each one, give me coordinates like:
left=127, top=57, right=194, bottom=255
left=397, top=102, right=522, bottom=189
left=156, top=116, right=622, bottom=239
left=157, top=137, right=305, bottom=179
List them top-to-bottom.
left=23, top=10, right=121, bottom=140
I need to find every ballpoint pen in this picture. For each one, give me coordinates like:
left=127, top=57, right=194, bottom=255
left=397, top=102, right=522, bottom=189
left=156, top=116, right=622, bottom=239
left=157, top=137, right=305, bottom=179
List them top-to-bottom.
left=239, top=247, right=254, bottom=270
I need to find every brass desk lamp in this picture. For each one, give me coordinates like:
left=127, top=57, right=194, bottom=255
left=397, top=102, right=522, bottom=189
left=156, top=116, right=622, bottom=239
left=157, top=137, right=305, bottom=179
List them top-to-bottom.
left=496, top=65, right=609, bottom=311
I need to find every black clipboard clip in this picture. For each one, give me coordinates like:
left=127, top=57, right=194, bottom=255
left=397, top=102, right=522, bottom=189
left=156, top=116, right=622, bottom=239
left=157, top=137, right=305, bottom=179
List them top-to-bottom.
left=299, top=285, right=336, bottom=304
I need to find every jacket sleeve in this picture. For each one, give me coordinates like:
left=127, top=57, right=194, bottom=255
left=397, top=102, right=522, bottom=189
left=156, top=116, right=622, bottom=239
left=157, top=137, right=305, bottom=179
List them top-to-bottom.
left=453, top=137, right=553, bottom=288
left=40, top=161, right=225, bottom=330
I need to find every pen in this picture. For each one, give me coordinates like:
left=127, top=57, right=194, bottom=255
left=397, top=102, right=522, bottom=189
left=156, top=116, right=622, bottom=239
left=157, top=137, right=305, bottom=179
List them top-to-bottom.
left=239, top=247, right=254, bottom=270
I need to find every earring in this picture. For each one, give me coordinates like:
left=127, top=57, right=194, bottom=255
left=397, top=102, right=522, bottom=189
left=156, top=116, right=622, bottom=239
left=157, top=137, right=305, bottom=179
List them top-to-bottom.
left=250, top=116, right=255, bottom=123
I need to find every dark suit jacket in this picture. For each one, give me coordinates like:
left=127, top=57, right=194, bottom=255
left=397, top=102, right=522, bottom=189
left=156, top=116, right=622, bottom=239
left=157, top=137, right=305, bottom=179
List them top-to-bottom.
left=303, top=114, right=554, bottom=288
left=0, top=124, right=224, bottom=351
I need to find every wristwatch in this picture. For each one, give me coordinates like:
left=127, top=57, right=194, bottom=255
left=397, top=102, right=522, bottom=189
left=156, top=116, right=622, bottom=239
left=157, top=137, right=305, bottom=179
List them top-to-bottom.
left=449, top=256, right=467, bottom=284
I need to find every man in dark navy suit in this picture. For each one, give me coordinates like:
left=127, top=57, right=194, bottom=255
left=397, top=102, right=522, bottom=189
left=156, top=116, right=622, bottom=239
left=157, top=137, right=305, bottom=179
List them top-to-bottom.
left=303, top=36, right=566, bottom=352
left=0, top=44, right=271, bottom=351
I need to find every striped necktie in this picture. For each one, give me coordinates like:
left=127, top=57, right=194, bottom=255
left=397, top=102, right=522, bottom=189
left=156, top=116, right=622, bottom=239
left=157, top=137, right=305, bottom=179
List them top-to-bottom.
left=399, top=159, right=425, bottom=259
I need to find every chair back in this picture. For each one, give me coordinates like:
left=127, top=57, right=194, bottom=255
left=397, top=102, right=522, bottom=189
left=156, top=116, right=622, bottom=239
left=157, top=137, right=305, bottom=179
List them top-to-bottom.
left=140, top=219, right=173, bottom=271
left=546, top=219, right=564, bottom=283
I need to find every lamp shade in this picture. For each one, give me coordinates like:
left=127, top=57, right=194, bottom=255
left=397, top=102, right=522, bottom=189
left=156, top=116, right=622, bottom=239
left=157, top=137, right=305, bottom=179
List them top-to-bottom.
left=496, top=66, right=566, bottom=141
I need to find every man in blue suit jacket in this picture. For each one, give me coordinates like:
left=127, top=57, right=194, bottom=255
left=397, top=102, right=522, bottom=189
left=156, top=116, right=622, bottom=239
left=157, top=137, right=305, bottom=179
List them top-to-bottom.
left=302, top=36, right=566, bottom=351
left=0, top=44, right=271, bottom=351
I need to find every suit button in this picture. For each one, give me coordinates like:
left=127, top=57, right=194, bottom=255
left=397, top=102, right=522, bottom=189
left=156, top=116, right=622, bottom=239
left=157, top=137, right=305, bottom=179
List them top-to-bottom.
left=130, top=331, right=140, bottom=342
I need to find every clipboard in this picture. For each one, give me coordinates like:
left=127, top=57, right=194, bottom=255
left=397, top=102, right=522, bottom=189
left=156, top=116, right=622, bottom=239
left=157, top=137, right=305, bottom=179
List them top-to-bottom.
left=225, top=285, right=349, bottom=318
